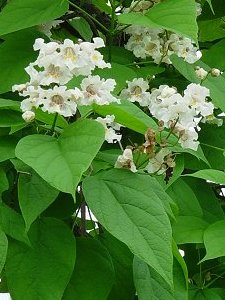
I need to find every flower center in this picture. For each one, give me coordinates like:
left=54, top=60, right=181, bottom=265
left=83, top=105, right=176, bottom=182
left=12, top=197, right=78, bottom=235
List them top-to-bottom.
left=64, top=47, right=77, bottom=61
left=48, top=65, right=60, bottom=78
left=51, top=94, right=64, bottom=105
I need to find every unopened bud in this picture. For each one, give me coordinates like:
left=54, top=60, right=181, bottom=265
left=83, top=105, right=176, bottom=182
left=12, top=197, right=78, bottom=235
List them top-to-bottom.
left=195, top=66, right=208, bottom=80
left=211, top=68, right=221, bottom=77
left=22, top=111, right=35, bottom=123
left=158, top=120, right=164, bottom=131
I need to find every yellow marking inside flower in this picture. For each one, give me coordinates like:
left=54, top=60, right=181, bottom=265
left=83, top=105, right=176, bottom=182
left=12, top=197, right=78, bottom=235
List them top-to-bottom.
left=64, top=47, right=77, bottom=61
left=47, top=65, right=60, bottom=79
left=131, top=86, right=142, bottom=96
left=51, top=95, right=64, bottom=105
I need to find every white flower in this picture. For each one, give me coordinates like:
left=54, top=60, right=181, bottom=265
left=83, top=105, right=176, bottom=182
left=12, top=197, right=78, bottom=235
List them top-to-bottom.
left=196, top=2, right=202, bottom=16
left=33, top=38, right=59, bottom=55
left=59, top=39, right=83, bottom=71
left=39, top=64, right=73, bottom=86
left=195, top=67, right=208, bottom=80
left=211, top=68, right=221, bottom=77
left=80, top=75, right=119, bottom=105
left=120, top=78, right=150, bottom=106
left=12, top=83, right=28, bottom=93
left=184, top=83, right=213, bottom=116
left=20, top=85, right=41, bottom=112
left=38, top=85, right=77, bottom=117
left=22, top=111, right=35, bottom=122
left=96, top=115, right=122, bottom=143
left=176, top=125, right=199, bottom=151
left=145, top=148, right=171, bottom=174
left=115, top=149, right=137, bottom=173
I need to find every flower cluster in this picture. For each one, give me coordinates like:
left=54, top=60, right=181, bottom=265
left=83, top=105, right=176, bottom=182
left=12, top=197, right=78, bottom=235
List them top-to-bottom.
left=124, top=1, right=201, bottom=64
left=12, top=38, right=119, bottom=120
left=121, top=78, right=215, bottom=151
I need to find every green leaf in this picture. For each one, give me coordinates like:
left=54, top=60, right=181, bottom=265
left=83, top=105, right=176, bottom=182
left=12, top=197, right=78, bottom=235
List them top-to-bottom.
left=0, top=0, right=68, bottom=36
left=118, top=0, right=198, bottom=42
left=69, top=17, right=93, bottom=41
left=198, top=18, right=225, bottom=42
left=0, top=29, right=39, bottom=94
left=202, top=38, right=225, bottom=70
left=170, top=54, right=200, bottom=83
left=0, top=99, right=20, bottom=110
left=94, top=99, right=157, bottom=134
left=0, top=110, right=24, bottom=127
left=15, top=119, right=105, bottom=196
left=199, top=124, right=225, bottom=170
left=0, top=136, right=18, bottom=162
left=18, top=165, right=59, bottom=231
left=0, top=167, right=8, bottom=198
left=83, top=169, right=173, bottom=287
left=186, top=169, right=225, bottom=185
left=184, top=177, right=224, bottom=223
left=167, top=179, right=203, bottom=217
left=0, top=203, right=29, bottom=244
left=172, top=216, right=209, bottom=244
left=6, top=217, right=76, bottom=300
left=201, top=220, right=225, bottom=262
left=0, top=229, right=7, bottom=274
left=99, top=231, right=135, bottom=300
left=63, top=238, right=114, bottom=300
left=172, top=241, right=188, bottom=289
left=133, top=256, right=173, bottom=300
left=173, top=258, right=188, bottom=300
left=189, top=288, right=224, bottom=300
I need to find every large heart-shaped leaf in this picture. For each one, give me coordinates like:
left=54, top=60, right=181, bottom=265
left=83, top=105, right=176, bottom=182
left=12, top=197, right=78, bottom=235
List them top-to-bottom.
left=15, top=119, right=105, bottom=197
left=83, top=169, right=173, bottom=287
left=6, top=218, right=76, bottom=300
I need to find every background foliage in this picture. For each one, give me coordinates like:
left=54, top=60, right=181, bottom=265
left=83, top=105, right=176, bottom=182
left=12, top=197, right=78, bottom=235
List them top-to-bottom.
left=0, top=0, right=225, bottom=299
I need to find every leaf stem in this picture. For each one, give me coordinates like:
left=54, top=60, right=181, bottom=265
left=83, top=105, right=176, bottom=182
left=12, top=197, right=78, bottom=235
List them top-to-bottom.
left=68, top=1, right=109, bottom=33
left=51, top=113, right=58, bottom=134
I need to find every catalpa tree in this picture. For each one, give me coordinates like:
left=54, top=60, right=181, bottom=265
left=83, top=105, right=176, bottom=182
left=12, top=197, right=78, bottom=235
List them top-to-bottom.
left=0, top=0, right=225, bottom=299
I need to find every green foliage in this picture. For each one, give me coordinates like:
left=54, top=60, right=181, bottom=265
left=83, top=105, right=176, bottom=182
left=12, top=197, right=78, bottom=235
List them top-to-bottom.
left=0, top=0, right=225, bottom=298
left=0, top=0, right=68, bottom=36
left=15, top=119, right=105, bottom=196
left=83, top=169, right=173, bottom=286
left=5, top=218, right=76, bottom=300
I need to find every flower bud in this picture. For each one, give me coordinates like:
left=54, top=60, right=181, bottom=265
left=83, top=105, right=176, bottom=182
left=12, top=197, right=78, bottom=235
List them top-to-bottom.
left=195, top=66, right=208, bottom=80
left=211, top=68, right=221, bottom=77
left=22, top=111, right=35, bottom=123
